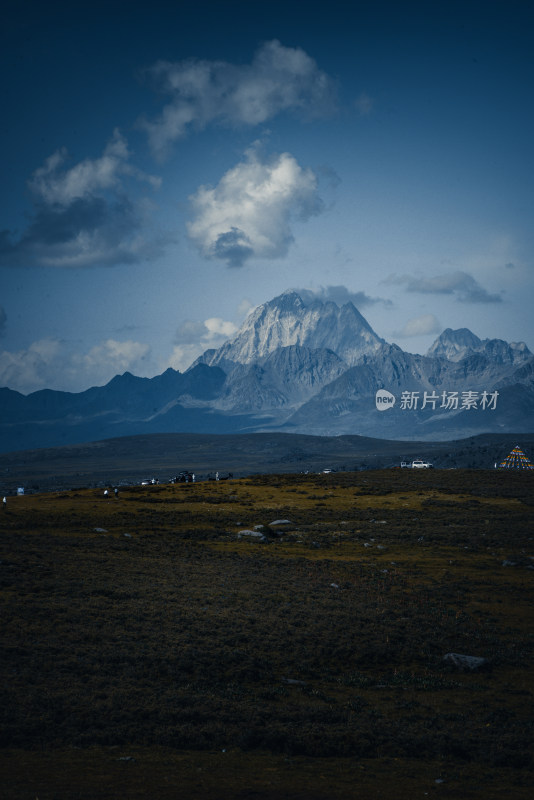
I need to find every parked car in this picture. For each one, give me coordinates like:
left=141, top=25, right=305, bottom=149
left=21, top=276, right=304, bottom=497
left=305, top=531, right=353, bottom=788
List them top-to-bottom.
left=411, top=459, right=433, bottom=468
left=171, top=471, right=194, bottom=483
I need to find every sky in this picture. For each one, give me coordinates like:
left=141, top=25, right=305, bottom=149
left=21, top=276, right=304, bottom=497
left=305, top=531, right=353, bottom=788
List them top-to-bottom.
left=1, top=0, right=533, bottom=394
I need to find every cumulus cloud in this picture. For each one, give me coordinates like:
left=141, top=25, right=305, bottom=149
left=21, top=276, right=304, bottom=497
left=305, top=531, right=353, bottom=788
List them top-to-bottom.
left=140, top=40, right=335, bottom=158
left=0, top=130, right=164, bottom=269
left=28, top=130, right=160, bottom=206
left=187, top=147, right=323, bottom=266
left=386, top=270, right=502, bottom=303
left=297, top=285, right=392, bottom=309
left=0, top=306, right=6, bottom=336
left=395, top=314, right=442, bottom=338
left=170, top=315, right=238, bottom=371
left=0, top=337, right=152, bottom=394
left=0, top=339, right=63, bottom=393
left=72, top=339, right=151, bottom=377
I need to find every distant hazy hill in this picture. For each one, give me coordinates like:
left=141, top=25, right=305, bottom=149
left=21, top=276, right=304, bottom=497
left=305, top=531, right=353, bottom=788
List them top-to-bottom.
left=0, top=290, right=532, bottom=452
left=2, top=431, right=533, bottom=493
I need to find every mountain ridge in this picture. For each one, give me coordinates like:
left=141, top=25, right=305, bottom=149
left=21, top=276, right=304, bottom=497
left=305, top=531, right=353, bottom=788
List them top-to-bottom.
left=0, top=290, right=532, bottom=452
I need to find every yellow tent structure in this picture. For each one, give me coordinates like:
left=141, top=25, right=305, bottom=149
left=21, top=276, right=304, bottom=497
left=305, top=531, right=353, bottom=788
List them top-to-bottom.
left=498, top=445, right=533, bottom=469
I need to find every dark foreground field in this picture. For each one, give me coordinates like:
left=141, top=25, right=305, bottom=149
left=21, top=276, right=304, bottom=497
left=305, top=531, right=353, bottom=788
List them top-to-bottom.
left=1, top=468, right=533, bottom=799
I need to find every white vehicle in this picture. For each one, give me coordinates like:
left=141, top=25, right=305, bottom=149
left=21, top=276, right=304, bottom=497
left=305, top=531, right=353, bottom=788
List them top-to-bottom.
left=411, top=459, right=433, bottom=469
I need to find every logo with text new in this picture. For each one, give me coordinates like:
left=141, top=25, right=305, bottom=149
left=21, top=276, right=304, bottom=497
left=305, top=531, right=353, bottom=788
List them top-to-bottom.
left=375, top=389, right=396, bottom=411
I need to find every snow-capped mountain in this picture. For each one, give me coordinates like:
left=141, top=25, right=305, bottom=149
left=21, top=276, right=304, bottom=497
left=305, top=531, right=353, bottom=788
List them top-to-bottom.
left=0, top=290, right=532, bottom=452
left=195, top=290, right=385, bottom=368
left=426, top=327, right=531, bottom=365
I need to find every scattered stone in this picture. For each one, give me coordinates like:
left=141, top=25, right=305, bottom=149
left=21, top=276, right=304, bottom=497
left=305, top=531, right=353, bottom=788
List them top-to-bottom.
left=270, top=519, right=292, bottom=526
left=253, top=524, right=265, bottom=530
left=94, top=528, right=107, bottom=533
left=237, top=530, right=266, bottom=542
left=124, top=533, right=132, bottom=538
left=502, top=554, right=533, bottom=568
left=330, top=583, right=339, bottom=589
left=443, top=653, right=488, bottom=671
left=282, top=677, right=306, bottom=685
left=117, top=756, right=136, bottom=762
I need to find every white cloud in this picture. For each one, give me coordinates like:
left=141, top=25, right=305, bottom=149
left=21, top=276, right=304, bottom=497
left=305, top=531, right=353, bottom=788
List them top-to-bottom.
left=141, top=40, right=335, bottom=158
left=0, top=130, right=164, bottom=269
left=28, top=130, right=160, bottom=207
left=187, top=147, right=323, bottom=266
left=385, top=270, right=503, bottom=303
left=395, top=314, right=442, bottom=338
left=170, top=315, right=239, bottom=371
left=204, top=316, right=238, bottom=339
left=0, top=337, right=152, bottom=394
left=0, top=339, right=63, bottom=394
left=73, top=339, right=151, bottom=375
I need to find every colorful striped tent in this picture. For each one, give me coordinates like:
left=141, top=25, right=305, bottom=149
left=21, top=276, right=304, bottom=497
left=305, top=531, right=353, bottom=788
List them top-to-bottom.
left=498, top=445, right=533, bottom=470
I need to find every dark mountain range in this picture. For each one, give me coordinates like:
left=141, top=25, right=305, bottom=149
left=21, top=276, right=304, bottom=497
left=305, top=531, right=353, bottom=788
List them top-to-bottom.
left=0, top=290, right=532, bottom=453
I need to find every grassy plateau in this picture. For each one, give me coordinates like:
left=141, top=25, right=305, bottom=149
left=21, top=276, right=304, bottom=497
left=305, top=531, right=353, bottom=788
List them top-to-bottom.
left=0, top=467, right=533, bottom=798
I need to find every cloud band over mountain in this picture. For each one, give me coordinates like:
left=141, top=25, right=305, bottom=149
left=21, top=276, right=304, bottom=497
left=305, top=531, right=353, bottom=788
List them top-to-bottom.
left=386, top=271, right=502, bottom=303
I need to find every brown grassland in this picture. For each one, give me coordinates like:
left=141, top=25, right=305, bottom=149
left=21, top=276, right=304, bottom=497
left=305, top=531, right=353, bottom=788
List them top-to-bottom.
left=0, top=468, right=533, bottom=798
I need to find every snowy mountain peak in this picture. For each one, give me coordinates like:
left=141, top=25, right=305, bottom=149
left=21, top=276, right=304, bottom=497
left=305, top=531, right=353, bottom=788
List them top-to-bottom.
left=196, top=290, right=385, bottom=368
left=427, top=327, right=531, bottom=364
left=426, top=328, right=482, bottom=361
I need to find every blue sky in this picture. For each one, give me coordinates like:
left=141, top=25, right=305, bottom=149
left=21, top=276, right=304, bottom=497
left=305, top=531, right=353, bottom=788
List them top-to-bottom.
left=1, top=0, right=532, bottom=393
